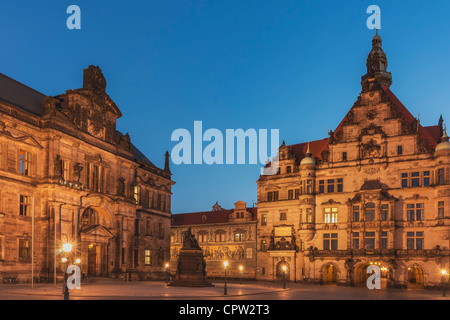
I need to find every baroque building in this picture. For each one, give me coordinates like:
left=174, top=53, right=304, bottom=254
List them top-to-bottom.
left=256, top=33, right=450, bottom=289
left=0, top=66, right=174, bottom=282
left=170, top=201, right=257, bottom=279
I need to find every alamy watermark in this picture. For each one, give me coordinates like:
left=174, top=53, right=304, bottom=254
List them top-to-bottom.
left=367, top=5, right=381, bottom=30
left=171, top=121, right=280, bottom=175
left=66, top=265, right=81, bottom=290
left=366, top=265, right=381, bottom=290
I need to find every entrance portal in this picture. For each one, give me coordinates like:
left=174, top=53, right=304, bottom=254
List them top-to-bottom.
left=275, top=261, right=290, bottom=281
left=322, top=264, right=337, bottom=285
left=407, top=265, right=424, bottom=289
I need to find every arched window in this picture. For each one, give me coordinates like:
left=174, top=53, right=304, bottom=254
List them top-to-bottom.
left=365, top=202, right=376, bottom=221
left=82, top=207, right=99, bottom=226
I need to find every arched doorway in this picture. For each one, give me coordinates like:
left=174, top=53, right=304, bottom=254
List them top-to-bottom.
left=80, top=207, right=114, bottom=278
left=275, top=261, right=290, bottom=281
left=355, top=263, right=391, bottom=288
left=322, top=264, right=337, bottom=285
left=407, top=265, right=424, bottom=289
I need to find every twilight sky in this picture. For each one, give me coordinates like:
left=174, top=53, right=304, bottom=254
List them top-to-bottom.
left=1, top=0, right=449, bottom=213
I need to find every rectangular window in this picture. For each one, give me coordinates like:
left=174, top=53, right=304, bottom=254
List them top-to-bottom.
left=397, top=145, right=403, bottom=155
left=19, top=150, right=31, bottom=176
left=342, top=152, right=347, bottom=161
left=62, top=160, right=69, bottom=181
left=286, top=166, right=291, bottom=174
left=438, top=168, right=445, bottom=185
left=423, top=171, right=430, bottom=187
left=411, top=172, right=420, bottom=187
left=401, top=173, right=408, bottom=188
left=327, top=179, right=335, bottom=193
left=337, top=179, right=343, bottom=192
left=306, top=180, right=312, bottom=194
left=319, top=180, right=325, bottom=194
left=133, top=186, right=140, bottom=205
left=288, top=189, right=294, bottom=200
left=294, top=189, right=300, bottom=199
left=267, top=191, right=279, bottom=202
left=19, top=195, right=30, bottom=216
left=438, top=201, right=445, bottom=219
left=407, top=203, right=424, bottom=221
left=381, top=204, right=389, bottom=221
left=352, top=206, right=360, bottom=222
left=306, top=208, right=313, bottom=223
left=324, top=208, right=338, bottom=224
left=280, top=212, right=287, bottom=221
left=134, top=220, right=139, bottom=235
left=146, top=220, right=152, bottom=236
left=158, top=223, right=165, bottom=238
left=381, top=231, right=388, bottom=249
left=234, top=232, right=245, bottom=242
left=352, top=232, right=360, bottom=249
left=365, top=232, right=375, bottom=249
left=407, top=232, right=424, bottom=250
left=324, top=233, right=338, bottom=250
left=19, top=239, right=31, bottom=262
left=144, top=250, right=152, bottom=266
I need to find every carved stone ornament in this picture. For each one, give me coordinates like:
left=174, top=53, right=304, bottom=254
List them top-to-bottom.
left=83, top=65, right=107, bottom=93
left=366, top=109, right=377, bottom=120
left=361, top=139, right=381, bottom=158
left=73, top=162, right=83, bottom=182
left=364, top=167, right=380, bottom=175
left=405, top=194, right=429, bottom=201
left=321, top=199, right=341, bottom=205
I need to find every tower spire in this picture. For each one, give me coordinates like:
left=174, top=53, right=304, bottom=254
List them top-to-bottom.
left=361, top=31, right=392, bottom=92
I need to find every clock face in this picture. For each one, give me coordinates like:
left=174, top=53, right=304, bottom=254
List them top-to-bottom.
left=367, top=110, right=377, bottom=120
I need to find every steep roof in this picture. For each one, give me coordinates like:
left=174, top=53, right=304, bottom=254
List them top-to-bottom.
left=0, top=73, right=46, bottom=116
left=382, top=86, right=439, bottom=148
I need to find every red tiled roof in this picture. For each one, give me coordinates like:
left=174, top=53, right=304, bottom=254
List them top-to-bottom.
left=382, top=86, right=439, bottom=147
left=423, top=125, right=441, bottom=144
left=288, top=138, right=329, bottom=163
left=172, top=207, right=257, bottom=226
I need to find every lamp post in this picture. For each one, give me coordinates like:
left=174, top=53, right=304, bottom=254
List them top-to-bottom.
left=62, top=243, right=72, bottom=300
left=223, top=261, right=228, bottom=295
left=165, top=263, right=170, bottom=281
left=239, top=265, right=243, bottom=285
left=282, top=265, right=287, bottom=289
left=441, top=270, right=448, bottom=297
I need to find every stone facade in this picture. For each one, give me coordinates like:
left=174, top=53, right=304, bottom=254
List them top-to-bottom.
left=256, top=34, right=450, bottom=289
left=0, top=66, right=175, bottom=283
left=170, top=201, right=257, bottom=280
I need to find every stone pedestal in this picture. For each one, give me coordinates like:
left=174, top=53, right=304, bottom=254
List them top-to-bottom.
left=169, top=228, right=213, bottom=287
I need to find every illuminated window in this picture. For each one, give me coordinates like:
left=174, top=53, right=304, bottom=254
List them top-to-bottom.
left=62, top=160, right=69, bottom=181
left=133, top=186, right=140, bottom=205
left=324, top=208, right=338, bottom=224
left=234, top=232, right=245, bottom=242
left=261, top=240, right=267, bottom=252
left=144, top=250, right=152, bottom=266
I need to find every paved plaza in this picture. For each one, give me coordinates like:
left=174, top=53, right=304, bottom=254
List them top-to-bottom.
left=0, top=279, right=448, bottom=300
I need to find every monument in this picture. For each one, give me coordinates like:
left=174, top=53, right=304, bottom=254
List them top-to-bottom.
left=169, top=227, right=214, bottom=287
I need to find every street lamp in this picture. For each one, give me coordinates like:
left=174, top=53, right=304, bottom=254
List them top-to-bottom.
left=62, top=242, right=72, bottom=300
left=223, top=261, right=229, bottom=295
left=165, top=263, right=170, bottom=281
left=239, top=265, right=243, bottom=285
left=282, top=265, right=287, bottom=289
left=441, top=270, right=448, bottom=297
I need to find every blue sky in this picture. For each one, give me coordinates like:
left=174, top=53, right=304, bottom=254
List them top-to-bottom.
left=1, top=1, right=449, bottom=213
